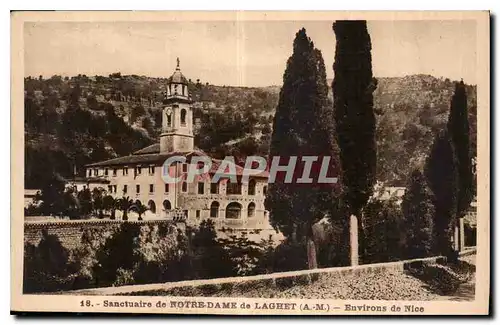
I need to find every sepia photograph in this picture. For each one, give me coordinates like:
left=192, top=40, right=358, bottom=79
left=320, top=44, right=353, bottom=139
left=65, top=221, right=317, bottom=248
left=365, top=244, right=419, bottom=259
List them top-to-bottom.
left=10, top=11, right=490, bottom=315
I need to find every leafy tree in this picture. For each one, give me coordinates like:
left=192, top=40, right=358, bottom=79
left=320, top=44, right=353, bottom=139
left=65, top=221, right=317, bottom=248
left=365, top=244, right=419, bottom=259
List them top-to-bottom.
left=332, top=20, right=377, bottom=265
left=265, top=28, right=341, bottom=269
left=448, top=81, right=474, bottom=218
left=86, top=94, right=99, bottom=110
left=424, top=130, right=459, bottom=254
left=402, top=169, right=435, bottom=259
left=37, top=175, right=66, bottom=216
left=62, top=187, right=79, bottom=219
left=77, top=188, right=93, bottom=217
left=91, top=188, right=105, bottom=218
left=102, top=195, right=117, bottom=219
left=117, top=196, right=134, bottom=221
left=363, top=198, right=403, bottom=263
left=190, top=220, right=235, bottom=278
left=93, top=222, right=141, bottom=287
left=133, top=224, right=185, bottom=283
left=23, top=230, right=71, bottom=293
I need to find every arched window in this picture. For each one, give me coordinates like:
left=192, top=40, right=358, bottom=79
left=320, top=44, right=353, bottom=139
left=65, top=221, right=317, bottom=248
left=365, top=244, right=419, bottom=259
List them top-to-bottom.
left=180, top=109, right=187, bottom=126
left=167, top=114, right=172, bottom=127
left=248, top=179, right=256, bottom=195
left=263, top=186, right=268, bottom=195
left=148, top=200, right=156, bottom=214
left=163, top=200, right=172, bottom=211
left=210, top=201, right=220, bottom=218
left=226, top=202, right=242, bottom=219
left=247, top=202, right=255, bottom=218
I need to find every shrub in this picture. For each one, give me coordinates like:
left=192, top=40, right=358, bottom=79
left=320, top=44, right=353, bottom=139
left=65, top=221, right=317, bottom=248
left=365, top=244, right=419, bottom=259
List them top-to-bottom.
left=362, top=198, right=404, bottom=263
left=92, top=223, right=141, bottom=287
left=23, top=230, right=73, bottom=293
left=265, top=239, right=308, bottom=273
left=407, top=264, right=462, bottom=295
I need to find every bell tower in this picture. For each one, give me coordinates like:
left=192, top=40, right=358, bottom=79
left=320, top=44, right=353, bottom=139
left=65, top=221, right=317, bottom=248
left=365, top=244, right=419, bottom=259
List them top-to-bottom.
left=160, top=58, right=194, bottom=153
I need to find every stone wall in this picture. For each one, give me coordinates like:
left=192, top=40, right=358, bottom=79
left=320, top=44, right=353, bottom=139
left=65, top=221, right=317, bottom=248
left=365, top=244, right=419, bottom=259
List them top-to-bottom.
left=24, top=219, right=178, bottom=250
left=70, top=255, right=448, bottom=296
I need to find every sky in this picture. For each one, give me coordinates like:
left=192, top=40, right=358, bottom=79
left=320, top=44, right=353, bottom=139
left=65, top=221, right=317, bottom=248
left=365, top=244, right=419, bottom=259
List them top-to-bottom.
left=24, top=20, right=477, bottom=87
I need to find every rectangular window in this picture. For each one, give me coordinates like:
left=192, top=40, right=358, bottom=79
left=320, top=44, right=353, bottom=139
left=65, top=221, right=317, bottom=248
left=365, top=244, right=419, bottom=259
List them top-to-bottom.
left=182, top=163, right=188, bottom=173
left=149, top=166, right=155, bottom=175
left=136, top=167, right=142, bottom=175
left=104, top=168, right=109, bottom=176
left=123, top=168, right=128, bottom=176
left=94, top=169, right=98, bottom=176
left=113, top=169, right=117, bottom=177
left=88, top=170, right=92, bottom=177
left=181, top=181, right=187, bottom=193
left=198, top=182, right=204, bottom=194
left=210, top=182, right=219, bottom=194
left=226, top=182, right=242, bottom=195
left=165, top=183, right=169, bottom=193
left=149, top=184, right=154, bottom=193
left=108, top=185, right=113, bottom=193
left=113, top=185, right=117, bottom=193
left=123, top=185, right=128, bottom=194
left=136, top=185, right=140, bottom=194
left=183, top=210, right=189, bottom=218
left=196, top=210, right=201, bottom=219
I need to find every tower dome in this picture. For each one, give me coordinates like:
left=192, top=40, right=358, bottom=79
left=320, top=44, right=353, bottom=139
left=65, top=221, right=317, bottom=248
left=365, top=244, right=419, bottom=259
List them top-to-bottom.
left=165, top=58, right=190, bottom=102
left=168, top=58, right=188, bottom=84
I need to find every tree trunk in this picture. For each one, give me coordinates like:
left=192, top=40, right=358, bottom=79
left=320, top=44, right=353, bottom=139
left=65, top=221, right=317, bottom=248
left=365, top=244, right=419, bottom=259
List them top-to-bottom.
left=111, top=209, right=116, bottom=220
left=123, top=210, right=128, bottom=221
left=349, top=214, right=359, bottom=266
left=459, top=217, right=465, bottom=251
left=453, top=219, right=460, bottom=251
left=306, top=236, right=318, bottom=270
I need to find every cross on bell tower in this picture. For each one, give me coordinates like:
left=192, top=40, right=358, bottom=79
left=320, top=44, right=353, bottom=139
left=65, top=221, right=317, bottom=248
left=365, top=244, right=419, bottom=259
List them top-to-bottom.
left=160, top=59, right=194, bottom=153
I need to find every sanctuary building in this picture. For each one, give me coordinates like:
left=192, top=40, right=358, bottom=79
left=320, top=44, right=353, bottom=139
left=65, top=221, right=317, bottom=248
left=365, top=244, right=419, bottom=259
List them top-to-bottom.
left=84, top=60, right=272, bottom=231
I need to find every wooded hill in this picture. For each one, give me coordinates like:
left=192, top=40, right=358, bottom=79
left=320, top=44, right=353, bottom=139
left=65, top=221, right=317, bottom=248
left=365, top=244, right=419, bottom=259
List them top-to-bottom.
left=24, top=73, right=477, bottom=188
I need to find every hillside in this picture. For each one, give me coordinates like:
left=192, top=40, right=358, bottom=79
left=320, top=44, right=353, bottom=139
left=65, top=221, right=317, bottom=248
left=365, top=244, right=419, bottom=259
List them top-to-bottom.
left=24, top=74, right=477, bottom=188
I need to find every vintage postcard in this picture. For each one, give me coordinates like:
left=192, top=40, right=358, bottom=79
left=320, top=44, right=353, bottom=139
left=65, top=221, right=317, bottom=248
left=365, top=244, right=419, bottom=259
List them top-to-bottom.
left=11, top=11, right=490, bottom=315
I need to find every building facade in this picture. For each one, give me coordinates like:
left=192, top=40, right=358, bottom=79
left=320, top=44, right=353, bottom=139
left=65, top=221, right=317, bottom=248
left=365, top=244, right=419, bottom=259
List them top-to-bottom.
left=85, top=61, right=271, bottom=231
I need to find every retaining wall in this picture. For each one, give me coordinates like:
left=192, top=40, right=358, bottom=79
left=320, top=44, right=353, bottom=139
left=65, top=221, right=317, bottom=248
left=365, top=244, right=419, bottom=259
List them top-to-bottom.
left=24, top=219, right=178, bottom=250
left=68, top=255, right=449, bottom=296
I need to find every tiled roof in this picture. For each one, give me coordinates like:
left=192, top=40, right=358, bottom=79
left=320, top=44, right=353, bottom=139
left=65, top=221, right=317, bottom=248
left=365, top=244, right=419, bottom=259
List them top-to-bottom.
left=133, top=143, right=160, bottom=155
left=86, top=145, right=268, bottom=178
left=85, top=150, right=208, bottom=168
left=85, top=153, right=175, bottom=167
left=209, top=159, right=269, bottom=178
left=67, top=177, right=110, bottom=184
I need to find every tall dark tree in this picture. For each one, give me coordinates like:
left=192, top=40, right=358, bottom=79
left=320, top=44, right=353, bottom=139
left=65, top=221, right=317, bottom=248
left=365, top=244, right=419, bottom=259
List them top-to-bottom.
left=332, top=21, right=377, bottom=265
left=265, top=28, right=341, bottom=269
left=448, top=81, right=474, bottom=218
left=424, top=130, right=459, bottom=254
left=402, top=169, right=435, bottom=259
left=37, top=175, right=66, bottom=216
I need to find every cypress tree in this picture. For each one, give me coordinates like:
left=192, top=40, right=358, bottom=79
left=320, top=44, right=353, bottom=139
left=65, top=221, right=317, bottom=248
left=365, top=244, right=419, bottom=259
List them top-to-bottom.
left=332, top=21, right=377, bottom=265
left=265, top=28, right=341, bottom=269
left=448, top=81, right=474, bottom=217
left=424, top=130, right=459, bottom=254
left=402, top=169, right=435, bottom=259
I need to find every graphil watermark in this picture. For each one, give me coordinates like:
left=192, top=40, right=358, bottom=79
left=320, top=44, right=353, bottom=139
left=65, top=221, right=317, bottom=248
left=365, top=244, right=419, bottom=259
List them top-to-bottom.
left=161, top=155, right=339, bottom=185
